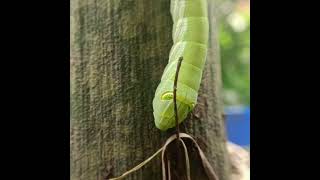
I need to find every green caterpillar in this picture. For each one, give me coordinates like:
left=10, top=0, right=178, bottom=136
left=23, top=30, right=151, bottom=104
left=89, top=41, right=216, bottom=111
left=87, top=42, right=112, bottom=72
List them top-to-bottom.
left=153, top=0, right=209, bottom=131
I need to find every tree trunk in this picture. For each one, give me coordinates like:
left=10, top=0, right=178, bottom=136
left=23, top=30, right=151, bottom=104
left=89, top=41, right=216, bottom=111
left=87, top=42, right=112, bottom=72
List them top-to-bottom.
left=70, top=0, right=230, bottom=180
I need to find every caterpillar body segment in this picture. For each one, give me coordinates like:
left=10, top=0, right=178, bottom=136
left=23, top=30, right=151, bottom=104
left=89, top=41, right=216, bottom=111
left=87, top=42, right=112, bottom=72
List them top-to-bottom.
left=153, top=0, right=209, bottom=130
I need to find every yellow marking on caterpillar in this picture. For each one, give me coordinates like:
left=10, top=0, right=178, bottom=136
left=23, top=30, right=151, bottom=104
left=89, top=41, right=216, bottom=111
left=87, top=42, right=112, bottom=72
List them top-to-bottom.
left=161, top=92, right=174, bottom=100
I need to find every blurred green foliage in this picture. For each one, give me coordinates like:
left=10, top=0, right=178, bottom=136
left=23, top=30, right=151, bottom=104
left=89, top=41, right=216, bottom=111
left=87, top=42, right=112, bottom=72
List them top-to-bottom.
left=219, top=1, right=250, bottom=106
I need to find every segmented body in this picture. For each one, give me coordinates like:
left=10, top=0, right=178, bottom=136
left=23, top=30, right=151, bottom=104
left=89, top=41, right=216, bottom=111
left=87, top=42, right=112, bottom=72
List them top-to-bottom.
left=153, top=0, right=209, bottom=130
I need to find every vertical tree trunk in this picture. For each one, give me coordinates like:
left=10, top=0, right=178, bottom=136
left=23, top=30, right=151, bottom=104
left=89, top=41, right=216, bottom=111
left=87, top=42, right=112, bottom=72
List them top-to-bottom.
left=70, top=0, right=230, bottom=180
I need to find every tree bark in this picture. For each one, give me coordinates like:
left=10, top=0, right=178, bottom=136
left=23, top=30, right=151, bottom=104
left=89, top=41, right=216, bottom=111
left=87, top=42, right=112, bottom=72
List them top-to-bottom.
left=70, top=0, right=230, bottom=180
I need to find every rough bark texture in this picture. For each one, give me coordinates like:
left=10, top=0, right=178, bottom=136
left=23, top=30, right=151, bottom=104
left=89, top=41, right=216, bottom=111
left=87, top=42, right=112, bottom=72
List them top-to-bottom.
left=70, top=0, right=230, bottom=180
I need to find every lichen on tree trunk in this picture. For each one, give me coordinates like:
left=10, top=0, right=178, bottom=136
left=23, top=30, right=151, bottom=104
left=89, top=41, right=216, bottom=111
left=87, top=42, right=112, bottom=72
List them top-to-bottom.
left=70, top=0, right=230, bottom=180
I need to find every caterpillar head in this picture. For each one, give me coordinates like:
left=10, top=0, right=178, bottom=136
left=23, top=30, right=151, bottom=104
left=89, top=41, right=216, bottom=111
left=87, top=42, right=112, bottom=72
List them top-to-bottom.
left=152, top=81, right=197, bottom=131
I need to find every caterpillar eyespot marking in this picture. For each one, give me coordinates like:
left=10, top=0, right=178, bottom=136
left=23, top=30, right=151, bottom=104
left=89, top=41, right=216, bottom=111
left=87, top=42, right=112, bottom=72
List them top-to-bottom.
left=153, top=0, right=209, bottom=131
left=161, top=92, right=174, bottom=100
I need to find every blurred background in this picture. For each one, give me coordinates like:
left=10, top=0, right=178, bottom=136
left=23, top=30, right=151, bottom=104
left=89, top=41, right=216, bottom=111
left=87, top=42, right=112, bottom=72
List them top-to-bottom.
left=218, top=0, right=250, bottom=149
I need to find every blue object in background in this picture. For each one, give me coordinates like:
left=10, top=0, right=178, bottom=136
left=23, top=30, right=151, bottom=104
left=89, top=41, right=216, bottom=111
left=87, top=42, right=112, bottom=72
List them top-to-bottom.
left=225, top=106, right=250, bottom=146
